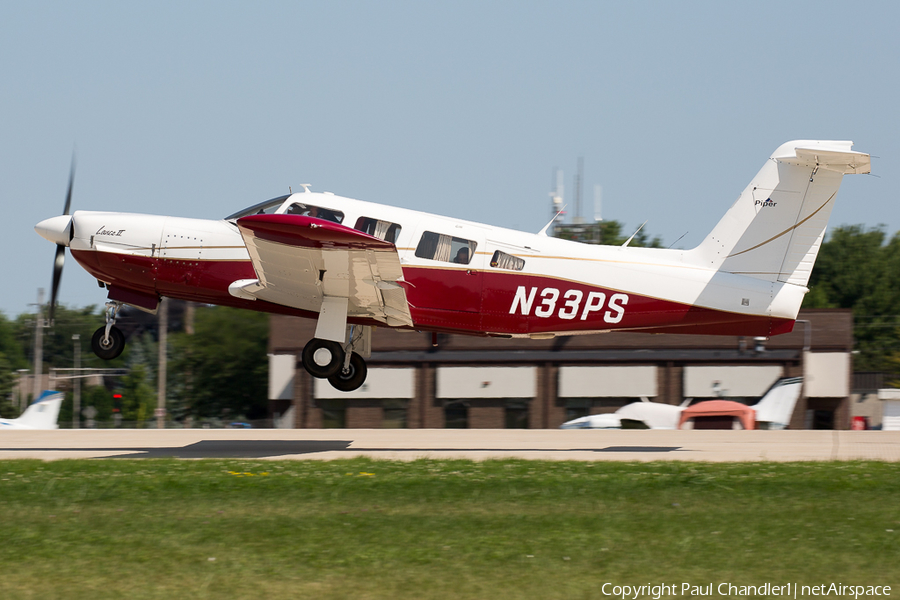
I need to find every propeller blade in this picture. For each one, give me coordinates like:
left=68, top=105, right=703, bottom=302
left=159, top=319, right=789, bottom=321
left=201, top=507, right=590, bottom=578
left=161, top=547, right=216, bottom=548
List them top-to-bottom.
left=49, top=156, right=75, bottom=323
left=62, top=157, right=75, bottom=216
left=49, top=244, right=65, bottom=323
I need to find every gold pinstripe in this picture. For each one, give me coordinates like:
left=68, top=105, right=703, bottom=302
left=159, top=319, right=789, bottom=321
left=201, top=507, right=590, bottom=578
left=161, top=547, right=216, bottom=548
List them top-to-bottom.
left=725, top=193, right=835, bottom=259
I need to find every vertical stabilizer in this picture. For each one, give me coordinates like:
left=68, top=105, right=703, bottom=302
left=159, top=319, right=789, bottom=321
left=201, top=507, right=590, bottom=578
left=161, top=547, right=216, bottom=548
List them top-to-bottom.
left=692, top=141, right=870, bottom=287
left=753, top=377, right=803, bottom=429
left=9, top=391, right=63, bottom=429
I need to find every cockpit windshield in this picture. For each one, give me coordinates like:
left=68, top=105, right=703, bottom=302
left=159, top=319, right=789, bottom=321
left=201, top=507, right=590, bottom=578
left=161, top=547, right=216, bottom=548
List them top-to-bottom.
left=224, top=195, right=345, bottom=224
left=225, top=195, right=291, bottom=221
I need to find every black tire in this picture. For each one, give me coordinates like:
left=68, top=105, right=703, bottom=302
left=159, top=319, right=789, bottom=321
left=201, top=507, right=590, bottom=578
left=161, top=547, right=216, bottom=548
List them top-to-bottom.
left=91, top=326, right=125, bottom=360
left=301, top=338, right=345, bottom=378
left=327, top=352, right=368, bottom=392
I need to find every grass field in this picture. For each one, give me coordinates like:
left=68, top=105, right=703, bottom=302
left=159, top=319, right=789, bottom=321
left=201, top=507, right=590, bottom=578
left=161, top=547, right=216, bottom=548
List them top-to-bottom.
left=1, top=459, right=898, bottom=599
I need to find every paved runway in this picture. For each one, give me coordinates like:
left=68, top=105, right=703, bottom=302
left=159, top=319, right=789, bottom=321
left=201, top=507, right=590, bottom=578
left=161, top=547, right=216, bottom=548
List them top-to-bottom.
left=2, top=429, right=900, bottom=461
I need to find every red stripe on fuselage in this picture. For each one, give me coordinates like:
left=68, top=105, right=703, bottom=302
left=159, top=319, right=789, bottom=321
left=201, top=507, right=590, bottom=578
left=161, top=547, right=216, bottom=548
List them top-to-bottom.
left=71, top=249, right=791, bottom=337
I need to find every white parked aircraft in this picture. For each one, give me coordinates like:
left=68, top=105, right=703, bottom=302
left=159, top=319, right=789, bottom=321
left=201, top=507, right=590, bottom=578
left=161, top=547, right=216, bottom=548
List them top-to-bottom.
left=35, top=141, right=870, bottom=391
left=559, top=377, right=804, bottom=430
left=0, top=391, right=63, bottom=430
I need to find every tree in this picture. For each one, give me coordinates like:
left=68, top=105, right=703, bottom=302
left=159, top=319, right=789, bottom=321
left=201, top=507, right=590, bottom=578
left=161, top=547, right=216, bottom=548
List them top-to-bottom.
left=553, top=220, right=663, bottom=247
left=803, top=225, right=900, bottom=372
left=13, top=304, right=117, bottom=372
left=171, top=306, right=269, bottom=421
left=0, top=313, right=27, bottom=371
left=0, top=353, right=15, bottom=418
left=119, top=363, right=155, bottom=424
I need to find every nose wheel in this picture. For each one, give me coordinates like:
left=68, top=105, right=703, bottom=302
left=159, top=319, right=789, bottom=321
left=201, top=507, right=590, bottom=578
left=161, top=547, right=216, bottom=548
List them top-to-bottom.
left=91, top=301, right=126, bottom=360
left=91, top=325, right=125, bottom=360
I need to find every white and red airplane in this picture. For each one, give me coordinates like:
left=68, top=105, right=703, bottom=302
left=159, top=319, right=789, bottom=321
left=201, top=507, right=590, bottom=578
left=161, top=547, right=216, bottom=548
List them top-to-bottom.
left=35, top=140, right=870, bottom=392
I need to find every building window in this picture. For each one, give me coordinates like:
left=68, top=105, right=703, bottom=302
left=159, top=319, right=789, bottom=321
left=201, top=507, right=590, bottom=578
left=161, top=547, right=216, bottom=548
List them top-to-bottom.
left=355, top=217, right=402, bottom=244
left=415, top=232, right=477, bottom=264
left=490, top=250, right=525, bottom=271
left=320, top=399, right=346, bottom=428
left=382, top=399, right=408, bottom=429
left=505, top=399, right=529, bottom=429
left=564, top=399, right=590, bottom=422
left=444, top=401, right=468, bottom=428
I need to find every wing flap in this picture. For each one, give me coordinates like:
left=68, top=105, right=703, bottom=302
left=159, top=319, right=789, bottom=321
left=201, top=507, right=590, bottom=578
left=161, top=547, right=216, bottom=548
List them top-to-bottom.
left=234, top=214, right=413, bottom=327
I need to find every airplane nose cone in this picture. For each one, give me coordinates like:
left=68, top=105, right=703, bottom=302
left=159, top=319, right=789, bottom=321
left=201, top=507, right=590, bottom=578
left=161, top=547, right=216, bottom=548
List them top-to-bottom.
left=35, top=215, right=73, bottom=246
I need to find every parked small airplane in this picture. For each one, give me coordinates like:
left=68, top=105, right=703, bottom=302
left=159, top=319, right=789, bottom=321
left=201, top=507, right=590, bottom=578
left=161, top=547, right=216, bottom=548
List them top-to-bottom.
left=35, top=140, right=870, bottom=391
left=559, top=376, right=804, bottom=430
left=0, top=391, right=63, bottom=430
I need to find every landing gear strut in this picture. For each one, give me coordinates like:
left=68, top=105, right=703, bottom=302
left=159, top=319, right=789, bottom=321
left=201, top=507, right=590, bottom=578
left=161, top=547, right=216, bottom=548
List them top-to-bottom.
left=91, top=301, right=125, bottom=360
left=300, top=325, right=370, bottom=392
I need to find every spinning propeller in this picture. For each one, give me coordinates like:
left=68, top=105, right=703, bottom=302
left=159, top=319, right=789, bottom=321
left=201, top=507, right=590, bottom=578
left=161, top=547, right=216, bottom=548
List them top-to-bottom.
left=47, top=159, right=75, bottom=324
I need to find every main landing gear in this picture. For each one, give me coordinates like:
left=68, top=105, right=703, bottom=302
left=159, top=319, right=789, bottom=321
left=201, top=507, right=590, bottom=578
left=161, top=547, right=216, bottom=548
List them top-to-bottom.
left=91, top=301, right=126, bottom=360
left=301, top=326, right=370, bottom=392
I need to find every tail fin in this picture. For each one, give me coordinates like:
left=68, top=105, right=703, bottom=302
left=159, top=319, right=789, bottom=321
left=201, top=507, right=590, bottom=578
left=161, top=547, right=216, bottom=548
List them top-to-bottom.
left=693, top=141, right=870, bottom=286
left=753, top=377, right=803, bottom=429
left=14, top=391, right=63, bottom=429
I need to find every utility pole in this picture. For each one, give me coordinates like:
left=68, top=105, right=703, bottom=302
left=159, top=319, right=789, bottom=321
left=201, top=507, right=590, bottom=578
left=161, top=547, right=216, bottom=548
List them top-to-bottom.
left=32, top=288, right=45, bottom=402
left=156, top=297, right=168, bottom=429
left=72, top=334, right=81, bottom=429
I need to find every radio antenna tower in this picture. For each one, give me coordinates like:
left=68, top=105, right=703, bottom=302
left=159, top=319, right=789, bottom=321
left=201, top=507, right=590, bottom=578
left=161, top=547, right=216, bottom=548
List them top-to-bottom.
left=573, top=157, right=584, bottom=224
left=549, top=168, right=564, bottom=226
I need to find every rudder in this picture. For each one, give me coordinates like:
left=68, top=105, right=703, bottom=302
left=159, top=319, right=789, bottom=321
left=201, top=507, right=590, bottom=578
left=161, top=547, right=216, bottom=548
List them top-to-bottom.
left=692, top=141, right=870, bottom=287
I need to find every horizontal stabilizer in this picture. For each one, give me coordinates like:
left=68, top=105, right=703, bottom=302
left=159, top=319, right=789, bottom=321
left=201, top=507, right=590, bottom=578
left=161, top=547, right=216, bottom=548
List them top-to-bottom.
left=781, top=147, right=871, bottom=175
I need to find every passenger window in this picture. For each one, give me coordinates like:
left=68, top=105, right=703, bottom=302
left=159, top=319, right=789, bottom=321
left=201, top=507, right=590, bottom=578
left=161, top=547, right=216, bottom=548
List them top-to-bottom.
left=285, top=202, right=344, bottom=224
left=354, top=217, right=402, bottom=244
left=415, top=231, right=477, bottom=265
left=490, top=250, right=525, bottom=271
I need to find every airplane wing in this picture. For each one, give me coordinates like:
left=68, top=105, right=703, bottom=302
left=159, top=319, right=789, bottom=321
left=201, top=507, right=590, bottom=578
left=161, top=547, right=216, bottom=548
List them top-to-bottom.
left=231, top=214, right=413, bottom=328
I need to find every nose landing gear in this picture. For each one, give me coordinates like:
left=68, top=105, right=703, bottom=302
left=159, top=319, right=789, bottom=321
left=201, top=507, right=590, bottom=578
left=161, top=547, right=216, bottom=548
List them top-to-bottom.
left=91, top=301, right=125, bottom=360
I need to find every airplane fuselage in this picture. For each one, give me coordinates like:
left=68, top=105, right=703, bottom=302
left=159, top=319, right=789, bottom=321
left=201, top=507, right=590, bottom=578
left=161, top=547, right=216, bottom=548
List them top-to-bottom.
left=66, top=193, right=796, bottom=339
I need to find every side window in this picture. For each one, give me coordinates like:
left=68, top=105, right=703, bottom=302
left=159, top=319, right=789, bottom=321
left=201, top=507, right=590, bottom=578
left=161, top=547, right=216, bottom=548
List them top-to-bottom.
left=285, top=202, right=344, bottom=224
left=354, top=217, right=402, bottom=244
left=415, top=231, right=477, bottom=265
left=490, top=250, right=525, bottom=271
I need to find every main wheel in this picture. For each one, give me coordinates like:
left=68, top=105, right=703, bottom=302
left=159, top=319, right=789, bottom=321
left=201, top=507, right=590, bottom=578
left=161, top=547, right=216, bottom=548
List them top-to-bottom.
left=91, top=326, right=125, bottom=360
left=301, top=338, right=345, bottom=378
left=327, top=352, right=368, bottom=392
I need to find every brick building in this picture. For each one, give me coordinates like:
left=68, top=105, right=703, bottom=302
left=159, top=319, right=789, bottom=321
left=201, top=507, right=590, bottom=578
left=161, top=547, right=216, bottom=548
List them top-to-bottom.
left=268, top=309, right=853, bottom=429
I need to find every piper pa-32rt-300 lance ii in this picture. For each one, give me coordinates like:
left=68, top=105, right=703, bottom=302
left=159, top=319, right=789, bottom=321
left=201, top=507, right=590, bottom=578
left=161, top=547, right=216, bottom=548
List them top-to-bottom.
left=35, top=140, right=870, bottom=392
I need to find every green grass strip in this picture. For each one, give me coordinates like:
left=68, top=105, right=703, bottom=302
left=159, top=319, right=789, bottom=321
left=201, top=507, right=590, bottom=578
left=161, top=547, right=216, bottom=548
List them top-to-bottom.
left=0, top=459, right=898, bottom=599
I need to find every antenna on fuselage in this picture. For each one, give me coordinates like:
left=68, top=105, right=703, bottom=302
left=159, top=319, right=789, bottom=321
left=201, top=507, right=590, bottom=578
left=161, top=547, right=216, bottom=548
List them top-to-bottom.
left=299, top=184, right=312, bottom=193
left=538, top=204, right=567, bottom=237
left=622, top=221, right=647, bottom=247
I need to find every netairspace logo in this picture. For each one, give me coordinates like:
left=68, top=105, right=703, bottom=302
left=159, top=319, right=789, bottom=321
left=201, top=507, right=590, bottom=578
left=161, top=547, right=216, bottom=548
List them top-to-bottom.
left=600, top=582, right=892, bottom=599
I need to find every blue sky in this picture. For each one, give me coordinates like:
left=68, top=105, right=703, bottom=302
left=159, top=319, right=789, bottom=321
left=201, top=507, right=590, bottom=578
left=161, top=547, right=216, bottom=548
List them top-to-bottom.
left=2, top=1, right=897, bottom=317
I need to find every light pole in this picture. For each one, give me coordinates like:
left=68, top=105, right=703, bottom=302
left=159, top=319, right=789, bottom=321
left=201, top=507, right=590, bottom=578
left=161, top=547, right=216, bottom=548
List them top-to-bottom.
left=32, top=289, right=44, bottom=402
left=156, top=297, right=168, bottom=429
left=72, top=334, right=81, bottom=429
left=16, top=369, right=28, bottom=412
